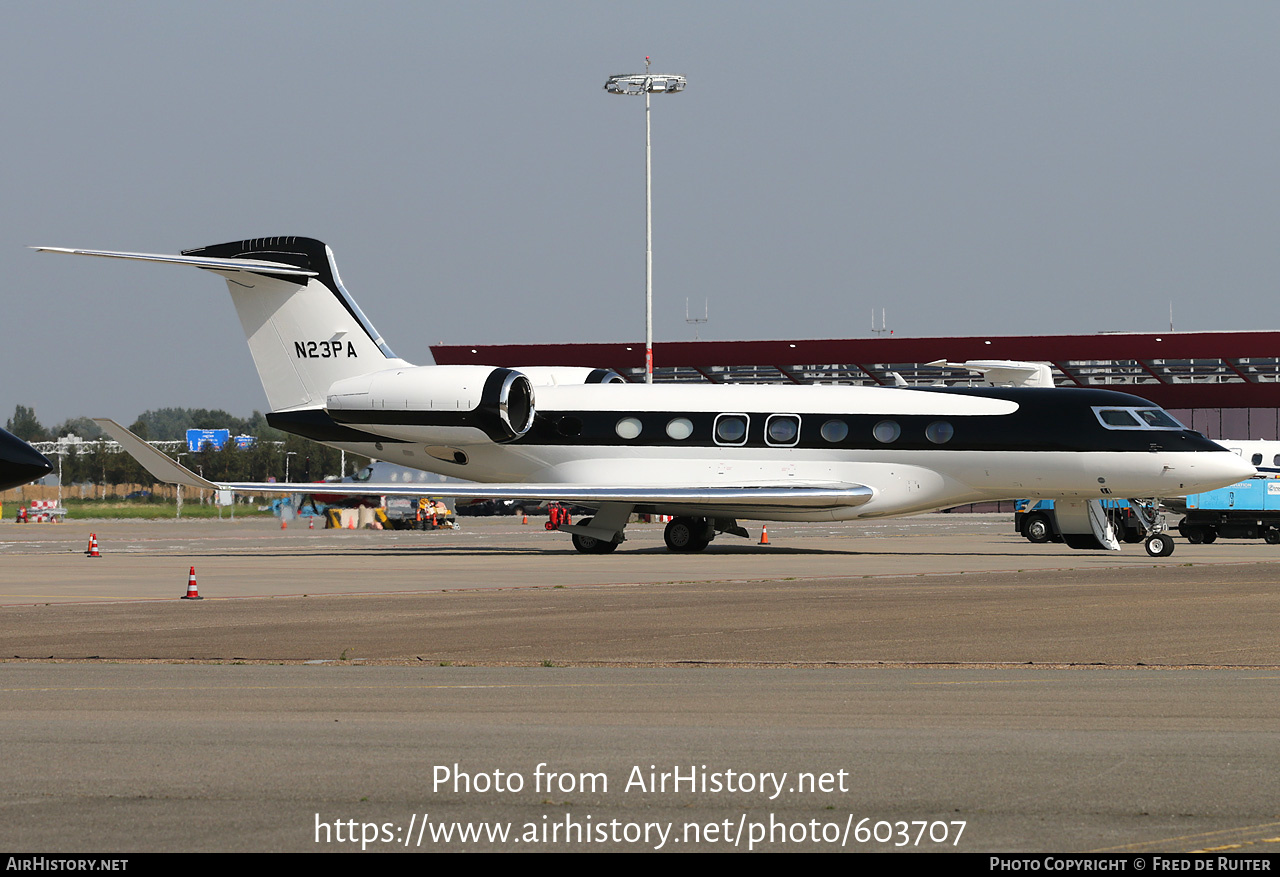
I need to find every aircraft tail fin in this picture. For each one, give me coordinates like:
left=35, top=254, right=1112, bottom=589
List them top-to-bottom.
left=39, top=237, right=421, bottom=412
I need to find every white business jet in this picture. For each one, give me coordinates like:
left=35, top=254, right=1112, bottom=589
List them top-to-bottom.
left=38, top=237, right=1253, bottom=556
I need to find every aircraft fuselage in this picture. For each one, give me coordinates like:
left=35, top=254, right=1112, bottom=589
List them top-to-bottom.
left=272, top=380, right=1247, bottom=522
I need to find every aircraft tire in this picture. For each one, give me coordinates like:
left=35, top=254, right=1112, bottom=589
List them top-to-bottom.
left=1023, top=513, right=1052, bottom=543
left=571, top=517, right=620, bottom=554
left=664, top=517, right=710, bottom=553
left=1264, top=528, right=1280, bottom=545
left=1144, top=534, right=1175, bottom=557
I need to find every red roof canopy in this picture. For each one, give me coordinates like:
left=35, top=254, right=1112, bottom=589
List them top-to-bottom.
left=434, top=330, right=1280, bottom=409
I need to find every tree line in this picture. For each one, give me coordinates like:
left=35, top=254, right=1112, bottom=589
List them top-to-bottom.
left=6, top=404, right=277, bottom=443
left=7, top=405, right=368, bottom=487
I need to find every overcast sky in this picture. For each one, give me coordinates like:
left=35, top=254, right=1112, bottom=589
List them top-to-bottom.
left=8, top=2, right=1280, bottom=424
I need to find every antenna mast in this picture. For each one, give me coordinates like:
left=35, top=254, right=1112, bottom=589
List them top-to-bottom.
left=686, top=298, right=708, bottom=340
left=871, top=308, right=892, bottom=338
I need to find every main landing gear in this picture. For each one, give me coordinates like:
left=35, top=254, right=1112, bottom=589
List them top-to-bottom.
left=562, top=511, right=746, bottom=554
left=663, top=516, right=714, bottom=553
left=570, top=517, right=620, bottom=554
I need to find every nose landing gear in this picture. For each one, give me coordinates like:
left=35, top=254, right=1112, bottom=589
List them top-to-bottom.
left=1129, top=499, right=1175, bottom=557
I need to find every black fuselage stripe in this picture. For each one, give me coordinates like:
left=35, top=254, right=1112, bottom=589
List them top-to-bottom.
left=297, top=383, right=1226, bottom=454
left=328, top=407, right=1220, bottom=454
left=267, top=409, right=409, bottom=445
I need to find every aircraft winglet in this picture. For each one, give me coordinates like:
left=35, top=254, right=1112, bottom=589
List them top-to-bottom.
left=92, top=419, right=220, bottom=490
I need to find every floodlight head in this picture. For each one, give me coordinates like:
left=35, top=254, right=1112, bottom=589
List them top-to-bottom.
left=604, top=73, right=687, bottom=95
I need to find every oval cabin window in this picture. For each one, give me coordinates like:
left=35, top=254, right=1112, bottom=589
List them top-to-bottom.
left=666, top=418, right=694, bottom=440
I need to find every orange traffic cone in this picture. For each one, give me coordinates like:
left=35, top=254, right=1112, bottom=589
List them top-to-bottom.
left=522, top=513, right=528, bottom=525
left=347, top=515, right=356, bottom=530
left=280, top=516, right=288, bottom=529
left=308, top=516, right=314, bottom=530
left=759, top=525, right=770, bottom=545
left=85, top=533, right=95, bottom=555
left=87, top=533, right=101, bottom=558
left=181, top=566, right=202, bottom=600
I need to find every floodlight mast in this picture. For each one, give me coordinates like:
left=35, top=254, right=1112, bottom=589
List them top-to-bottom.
left=604, top=59, right=686, bottom=384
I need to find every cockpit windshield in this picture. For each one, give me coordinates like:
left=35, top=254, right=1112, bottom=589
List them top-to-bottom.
left=1093, top=407, right=1185, bottom=431
left=1134, top=408, right=1182, bottom=429
left=1099, top=409, right=1141, bottom=428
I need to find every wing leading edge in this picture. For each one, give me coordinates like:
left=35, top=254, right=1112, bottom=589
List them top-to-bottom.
left=93, top=420, right=875, bottom=510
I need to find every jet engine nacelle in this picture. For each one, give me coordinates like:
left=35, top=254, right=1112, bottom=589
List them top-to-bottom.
left=325, top=365, right=535, bottom=444
left=514, top=367, right=626, bottom=387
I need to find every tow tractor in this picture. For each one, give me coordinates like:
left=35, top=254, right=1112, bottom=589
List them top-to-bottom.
left=1169, top=477, right=1280, bottom=544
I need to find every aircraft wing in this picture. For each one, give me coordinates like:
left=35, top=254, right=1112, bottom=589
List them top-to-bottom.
left=94, top=420, right=874, bottom=510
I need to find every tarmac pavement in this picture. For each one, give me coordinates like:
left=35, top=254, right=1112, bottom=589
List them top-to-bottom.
left=1, top=515, right=1277, bottom=853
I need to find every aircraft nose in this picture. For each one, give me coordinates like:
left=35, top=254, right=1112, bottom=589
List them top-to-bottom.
left=0, top=430, right=53, bottom=492
left=1188, top=451, right=1257, bottom=492
left=1222, top=452, right=1259, bottom=482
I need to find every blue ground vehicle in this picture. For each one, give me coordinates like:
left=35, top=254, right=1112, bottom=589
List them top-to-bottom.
left=1171, top=477, right=1280, bottom=544
left=1014, top=499, right=1146, bottom=545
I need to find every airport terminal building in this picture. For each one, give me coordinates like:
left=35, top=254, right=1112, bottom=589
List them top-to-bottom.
left=436, top=329, right=1280, bottom=442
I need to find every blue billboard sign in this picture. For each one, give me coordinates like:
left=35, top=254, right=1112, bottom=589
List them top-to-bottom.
left=186, top=429, right=232, bottom=453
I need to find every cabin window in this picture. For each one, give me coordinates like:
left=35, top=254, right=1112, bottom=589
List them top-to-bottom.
left=714, top=413, right=749, bottom=445
left=766, top=414, right=801, bottom=446
left=615, top=417, right=643, bottom=440
left=666, top=417, right=694, bottom=440
left=821, top=419, right=849, bottom=443
left=873, top=420, right=900, bottom=443
left=925, top=421, right=954, bottom=444
left=1252, top=453, right=1263, bottom=466
left=1274, top=455, right=1280, bottom=467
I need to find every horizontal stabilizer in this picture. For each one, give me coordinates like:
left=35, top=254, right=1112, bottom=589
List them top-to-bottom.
left=34, top=247, right=318, bottom=277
